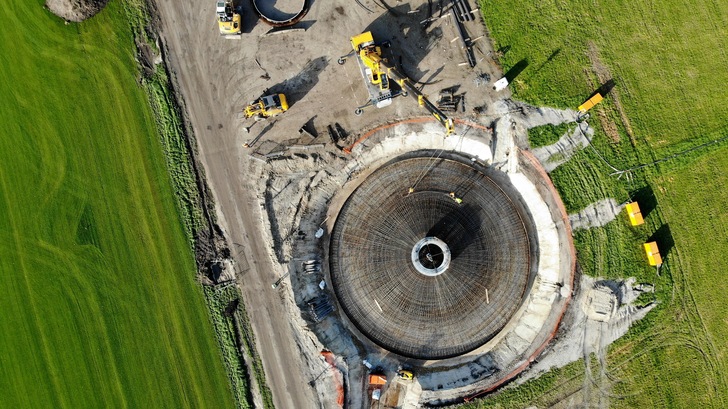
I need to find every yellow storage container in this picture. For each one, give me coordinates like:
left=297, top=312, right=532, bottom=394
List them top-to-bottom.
left=578, top=93, right=604, bottom=113
left=625, top=202, right=644, bottom=226
left=644, top=242, right=662, bottom=266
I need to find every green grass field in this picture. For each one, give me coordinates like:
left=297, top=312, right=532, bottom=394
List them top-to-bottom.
left=470, top=0, right=728, bottom=407
left=483, top=0, right=728, bottom=157
left=0, top=1, right=234, bottom=407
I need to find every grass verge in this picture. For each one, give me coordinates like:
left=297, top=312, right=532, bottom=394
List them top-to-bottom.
left=204, top=286, right=253, bottom=408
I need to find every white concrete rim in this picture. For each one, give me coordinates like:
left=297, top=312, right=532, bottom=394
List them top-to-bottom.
left=411, top=237, right=451, bottom=276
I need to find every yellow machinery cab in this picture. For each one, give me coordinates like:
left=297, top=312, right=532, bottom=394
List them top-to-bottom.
left=217, top=0, right=241, bottom=36
left=351, top=32, right=390, bottom=91
left=244, top=93, right=288, bottom=119
left=397, top=370, right=414, bottom=380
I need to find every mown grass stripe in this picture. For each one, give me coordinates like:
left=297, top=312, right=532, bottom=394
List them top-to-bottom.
left=0, top=0, right=235, bottom=407
left=468, top=1, right=728, bottom=407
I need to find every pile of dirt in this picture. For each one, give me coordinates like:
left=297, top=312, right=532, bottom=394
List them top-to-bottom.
left=46, top=0, right=108, bottom=22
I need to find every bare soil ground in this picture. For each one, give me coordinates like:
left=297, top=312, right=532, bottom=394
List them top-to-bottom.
left=46, top=0, right=108, bottom=22
left=585, top=41, right=634, bottom=143
left=531, top=122, right=593, bottom=172
left=569, top=198, right=623, bottom=231
left=515, top=276, right=656, bottom=402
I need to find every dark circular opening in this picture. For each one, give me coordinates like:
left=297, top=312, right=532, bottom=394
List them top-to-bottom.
left=418, top=243, right=445, bottom=269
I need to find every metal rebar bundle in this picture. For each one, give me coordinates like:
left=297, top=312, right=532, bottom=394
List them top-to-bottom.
left=329, top=154, right=535, bottom=360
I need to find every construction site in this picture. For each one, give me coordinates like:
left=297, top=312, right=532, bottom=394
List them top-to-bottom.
left=148, top=0, right=659, bottom=407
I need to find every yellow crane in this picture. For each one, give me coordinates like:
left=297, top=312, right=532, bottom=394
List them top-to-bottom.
left=217, top=0, right=241, bottom=38
left=339, top=31, right=455, bottom=136
left=340, top=32, right=393, bottom=109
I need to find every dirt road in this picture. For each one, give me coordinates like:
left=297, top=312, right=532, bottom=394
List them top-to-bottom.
left=151, top=0, right=498, bottom=407
left=151, top=2, right=327, bottom=407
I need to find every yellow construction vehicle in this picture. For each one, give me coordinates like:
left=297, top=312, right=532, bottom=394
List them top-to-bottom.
left=217, top=0, right=241, bottom=37
left=339, top=31, right=455, bottom=136
left=341, top=32, right=393, bottom=109
left=351, top=32, right=391, bottom=91
left=243, top=93, right=289, bottom=119
left=397, top=370, right=414, bottom=380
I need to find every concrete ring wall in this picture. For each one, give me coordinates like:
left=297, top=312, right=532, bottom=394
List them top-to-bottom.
left=252, top=0, right=309, bottom=27
left=295, top=119, right=575, bottom=402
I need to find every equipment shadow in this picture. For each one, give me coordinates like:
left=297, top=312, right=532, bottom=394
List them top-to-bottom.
left=363, top=3, right=445, bottom=84
left=264, top=56, right=328, bottom=108
left=504, top=58, right=528, bottom=83
left=585, top=78, right=616, bottom=101
left=630, top=184, right=657, bottom=219
left=426, top=203, right=481, bottom=259
left=649, top=223, right=674, bottom=258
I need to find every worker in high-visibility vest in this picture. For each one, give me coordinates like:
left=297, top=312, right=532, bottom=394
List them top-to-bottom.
left=449, top=192, right=463, bottom=204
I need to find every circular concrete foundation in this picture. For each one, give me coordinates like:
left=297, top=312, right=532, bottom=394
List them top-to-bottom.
left=286, top=120, right=575, bottom=403
left=329, top=154, right=536, bottom=360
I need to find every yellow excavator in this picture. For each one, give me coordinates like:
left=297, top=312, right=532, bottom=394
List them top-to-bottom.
left=217, top=0, right=241, bottom=38
left=339, top=31, right=455, bottom=136
left=243, top=93, right=289, bottom=119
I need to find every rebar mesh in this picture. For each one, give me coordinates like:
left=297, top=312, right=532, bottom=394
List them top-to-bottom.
left=329, top=155, right=534, bottom=359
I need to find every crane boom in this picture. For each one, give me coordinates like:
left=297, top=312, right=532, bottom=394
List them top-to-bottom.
left=346, top=31, right=455, bottom=136
left=387, top=67, right=455, bottom=136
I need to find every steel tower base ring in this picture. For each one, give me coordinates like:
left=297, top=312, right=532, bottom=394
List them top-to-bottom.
left=252, top=0, right=309, bottom=27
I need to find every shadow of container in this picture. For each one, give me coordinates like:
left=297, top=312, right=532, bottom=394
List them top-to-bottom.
left=504, top=58, right=529, bottom=83
left=585, top=78, right=616, bottom=101
left=630, top=185, right=658, bottom=219
left=649, top=223, right=675, bottom=258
